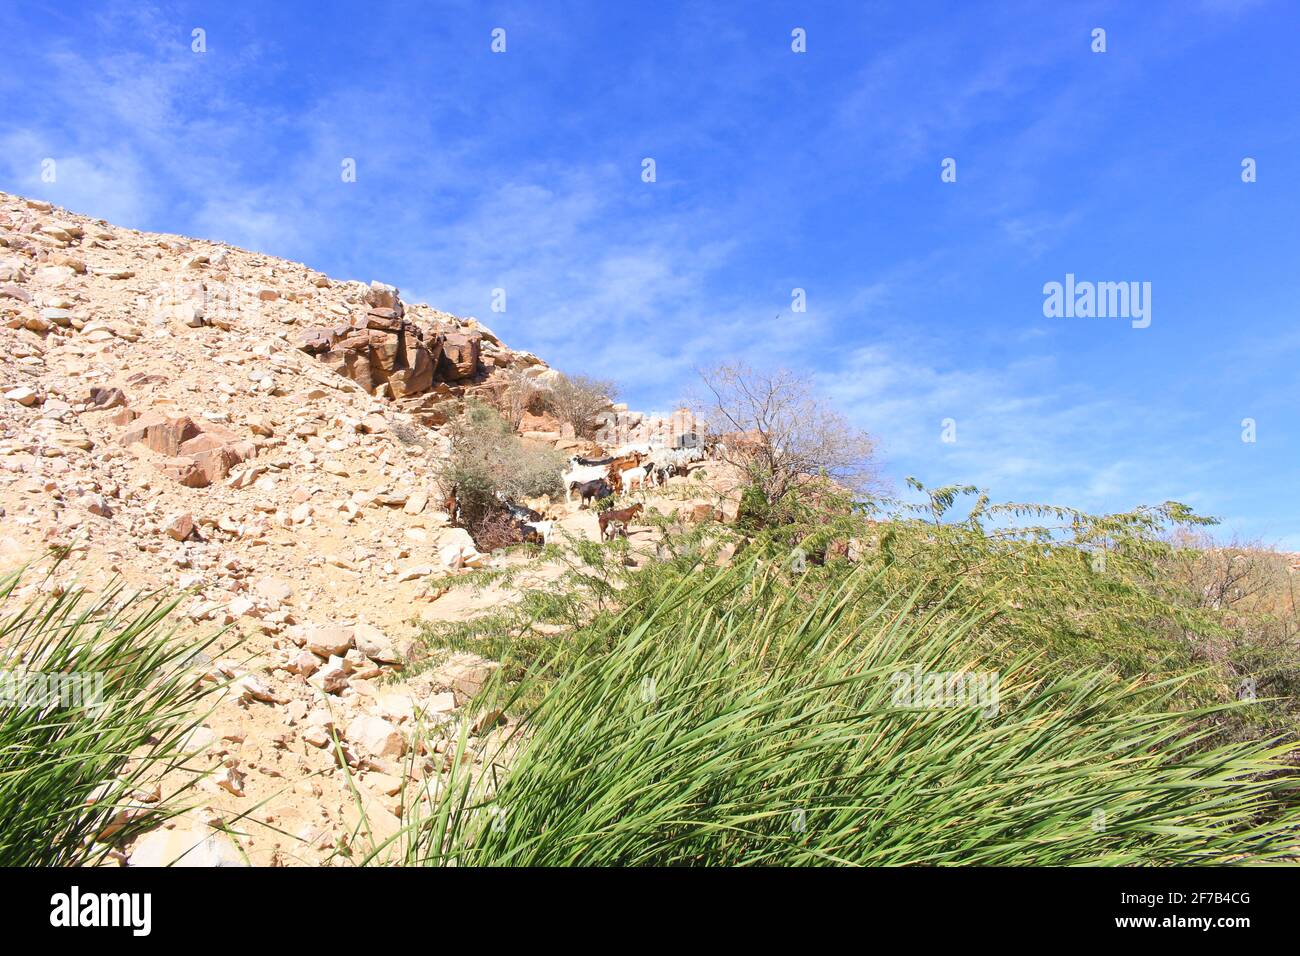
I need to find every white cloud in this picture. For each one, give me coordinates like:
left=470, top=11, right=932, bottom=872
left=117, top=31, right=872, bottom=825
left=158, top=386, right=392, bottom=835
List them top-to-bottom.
left=819, top=343, right=1214, bottom=515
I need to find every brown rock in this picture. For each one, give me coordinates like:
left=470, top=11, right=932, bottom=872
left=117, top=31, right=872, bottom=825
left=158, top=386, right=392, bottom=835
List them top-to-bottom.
left=298, top=328, right=336, bottom=354
left=439, top=331, right=481, bottom=380
left=87, top=386, right=128, bottom=410
left=121, top=412, right=201, bottom=457
left=157, top=455, right=210, bottom=487
left=164, top=512, right=195, bottom=541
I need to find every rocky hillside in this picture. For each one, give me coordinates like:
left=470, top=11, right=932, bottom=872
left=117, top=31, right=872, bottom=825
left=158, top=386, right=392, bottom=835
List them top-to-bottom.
left=0, top=189, right=717, bottom=866
left=0, top=190, right=578, bottom=622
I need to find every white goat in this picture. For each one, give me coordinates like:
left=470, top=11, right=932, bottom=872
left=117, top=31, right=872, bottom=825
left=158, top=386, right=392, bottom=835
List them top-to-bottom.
left=623, top=466, right=648, bottom=493
left=524, top=520, right=554, bottom=545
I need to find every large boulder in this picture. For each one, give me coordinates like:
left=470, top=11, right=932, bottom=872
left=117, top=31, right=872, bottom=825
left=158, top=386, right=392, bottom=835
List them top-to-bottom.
left=121, top=411, right=202, bottom=457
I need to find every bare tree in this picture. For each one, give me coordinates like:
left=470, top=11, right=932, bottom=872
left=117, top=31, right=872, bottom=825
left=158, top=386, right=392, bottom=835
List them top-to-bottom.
left=696, top=362, right=877, bottom=505
left=495, top=366, right=541, bottom=431
left=545, top=372, right=618, bottom=439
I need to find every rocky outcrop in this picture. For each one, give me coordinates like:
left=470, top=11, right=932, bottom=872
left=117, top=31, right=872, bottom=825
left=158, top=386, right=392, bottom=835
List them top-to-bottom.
left=296, top=282, right=504, bottom=408
left=299, top=283, right=447, bottom=401
left=439, top=330, right=481, bottom=381
left=118, top=409, right=257, bottom=487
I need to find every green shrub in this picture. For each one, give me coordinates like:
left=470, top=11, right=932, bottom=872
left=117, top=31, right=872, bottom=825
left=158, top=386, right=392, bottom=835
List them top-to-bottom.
left=438, top=400, right=566, bottom=541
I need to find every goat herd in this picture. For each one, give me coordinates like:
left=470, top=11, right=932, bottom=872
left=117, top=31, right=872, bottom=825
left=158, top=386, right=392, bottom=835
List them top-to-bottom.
left=483, top=439, right=713, bottom=548
left=562, top=441, right=710, bottom=540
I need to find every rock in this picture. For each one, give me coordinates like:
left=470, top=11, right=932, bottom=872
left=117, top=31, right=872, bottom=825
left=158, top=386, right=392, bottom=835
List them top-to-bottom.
left=41, top=307, right=74, bottom=327
left=439, top=331, right=481, bottom=380
left=4, top=386, right=38, bottom=406
left=87, top=386, right=128, bottom=409
left=121, top=411, right=202, bottom=456
left=121, top=413, right=255, bottom=487
left=157, top=455, right=209, bottom=487
left=403, top=491, right=427, bottom=515
left=81, top=493, right=112, bottom=517
left=690, top=503, right=718, bottom=524
left=164, top=511, right=195, bottom=541
left=397, top=564, right=433, bottom=582
left=253, top=576, right=294, bottom=604
left=228, top=596, right=257, bottom=618
left=353, top=621, right=402, bottom=664
left=306, top=624, right=353, bottom=658
left=284, top=649, right=320, bottom=676
left=445, top=658, right=498, bottom=702
left=235, top=674, right=278, bottom=704
left=377, top=691, right=416, bottom=722
left=426, top=692, right=457, bottom=714
left=472, top=709, right=505, bottom=734
left=345, top=714, right=405, bottom=760
left=302, top=724, right=331, bottom=748
left=177, top=726, right=217, bottom=755
left=213, top=766, right=246, bottom=797
left=366, top=772, right=404, bottom=797
left=129, top=820, right=247, bottom=867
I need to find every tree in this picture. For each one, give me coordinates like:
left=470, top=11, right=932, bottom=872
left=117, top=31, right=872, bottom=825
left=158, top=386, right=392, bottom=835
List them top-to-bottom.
left=695, top=362, right=877, bottom=516
left=495, top=366, right=542, bottom=431
left=545, top=373, right=617, bottom=439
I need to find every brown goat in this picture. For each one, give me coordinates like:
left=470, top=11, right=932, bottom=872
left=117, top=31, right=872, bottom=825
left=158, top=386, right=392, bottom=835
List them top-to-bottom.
left=604, top=455, right=642, bottom=494
left=598, top=503, right=644, bottom=541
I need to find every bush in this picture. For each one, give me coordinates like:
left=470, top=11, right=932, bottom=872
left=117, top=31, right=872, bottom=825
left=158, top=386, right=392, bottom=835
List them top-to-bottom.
left=493, top=366, right=545, bottom=431
left=543, top=373, right=617, bottom=439
left=437, top=400, right=566, bottom=546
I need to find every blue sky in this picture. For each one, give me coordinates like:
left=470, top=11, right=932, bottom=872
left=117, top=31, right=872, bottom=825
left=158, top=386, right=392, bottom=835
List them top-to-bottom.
left=3, top=1, right=1297, bottom=543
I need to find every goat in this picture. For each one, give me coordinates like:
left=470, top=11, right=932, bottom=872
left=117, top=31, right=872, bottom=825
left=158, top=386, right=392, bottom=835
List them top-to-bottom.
left=612, top=442, right=653, bottom=458
left=572, top=455, right=614, bottom=467
left=605, top=455, right=642, bottom=492
left=653, top=463, right=677, bottom=486
left=563, top=464, right=611, bottom=501
left=622, top=466, right=648, bottom=493
left=570, top=478, right=613, bottom=508
left=442, top=484, right=462, bottom=525
left=495, top=491, right=542, bottom=522
left=599, top=503, right=644, bottom=541
left=523, top=519, right=554, bottom=545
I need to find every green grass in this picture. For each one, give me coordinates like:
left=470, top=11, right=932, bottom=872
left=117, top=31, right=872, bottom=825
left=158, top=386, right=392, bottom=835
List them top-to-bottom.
left=394, top=557, right=1300, bottom=866
left=0, top=565, right=225, bottom=866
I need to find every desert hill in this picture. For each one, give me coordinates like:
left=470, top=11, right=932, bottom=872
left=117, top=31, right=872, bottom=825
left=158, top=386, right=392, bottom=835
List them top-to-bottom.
left=0, top=190, right=720, bottom=865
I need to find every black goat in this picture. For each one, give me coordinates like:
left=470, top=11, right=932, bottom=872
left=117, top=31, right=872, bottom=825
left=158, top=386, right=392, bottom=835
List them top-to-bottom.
left=569, top=478, right=613, bottom=508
